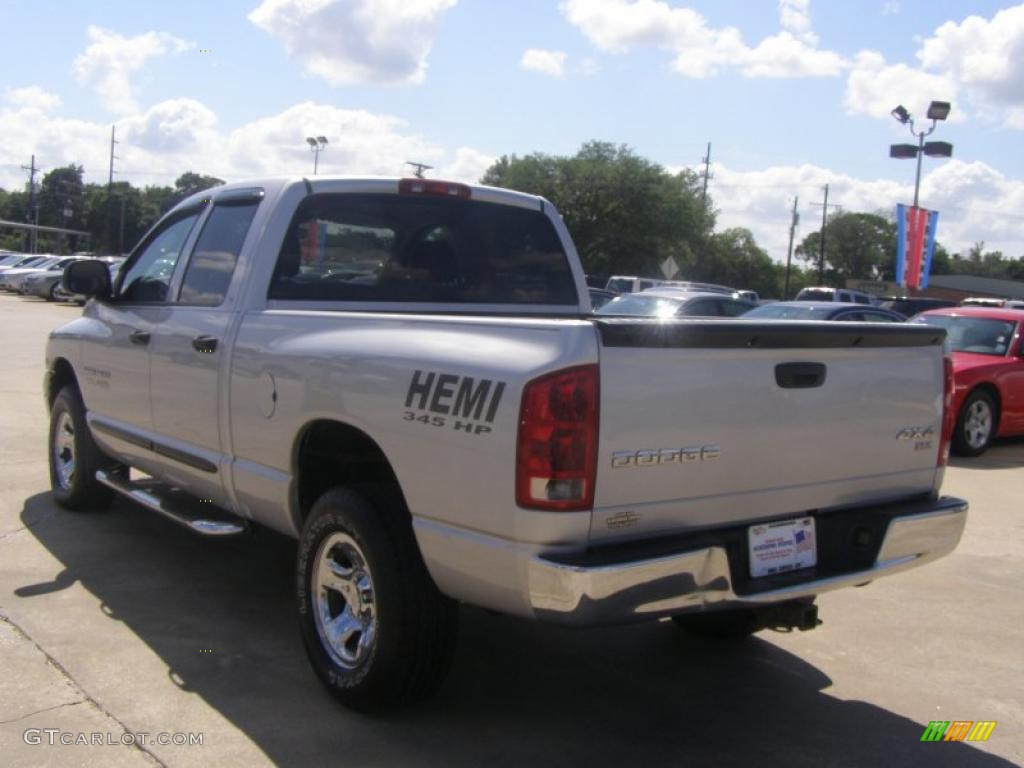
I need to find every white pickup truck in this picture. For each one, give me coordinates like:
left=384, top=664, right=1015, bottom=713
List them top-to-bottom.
left=46, top=177, right=967, bottom=712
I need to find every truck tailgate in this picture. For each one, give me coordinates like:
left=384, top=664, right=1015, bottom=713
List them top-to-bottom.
left=592, top=319, right=947, bottom=543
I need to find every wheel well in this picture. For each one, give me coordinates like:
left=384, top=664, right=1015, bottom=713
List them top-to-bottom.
left=47, top=358, right=79, bottom=408
left=293, top=420, right=405, bottom=527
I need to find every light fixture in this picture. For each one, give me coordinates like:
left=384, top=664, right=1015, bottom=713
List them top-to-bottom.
left=926, top=101, right=951, bottom=121
left=890, top=105, right=911, bottom=124
left=923, top=141, right=953, bottom=158
left=889, top=144, right=918, bottom=159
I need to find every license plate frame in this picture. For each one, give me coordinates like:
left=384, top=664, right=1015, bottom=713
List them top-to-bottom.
left=747, top=516, right=817, bottom=578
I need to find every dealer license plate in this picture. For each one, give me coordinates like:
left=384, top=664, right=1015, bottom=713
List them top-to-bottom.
left=748, top=517, right=817, bottom=578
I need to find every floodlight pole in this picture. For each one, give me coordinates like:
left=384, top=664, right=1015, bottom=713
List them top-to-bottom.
left=911, top=125, right=928, bottom=209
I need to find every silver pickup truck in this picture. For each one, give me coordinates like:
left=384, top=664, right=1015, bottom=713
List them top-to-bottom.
left=46, top=177, right=968, bottom=712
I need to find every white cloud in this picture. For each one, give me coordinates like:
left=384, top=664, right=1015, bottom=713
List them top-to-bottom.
left=248, top=0, right=458, bottom=86
left=560, top=0, right=845, bottom=79
left=846, top=5, right=1024, bottom=128
left=917, top=5, right=1024, bottom=111
left=72, top=26, right=192, bottom=114
left=742, top=32, right=845, bottom=78
left=520, top=49, right=568, bottom=77
left=843, top=50, right=958, bottom=121
left=4, top=86, right=62, bottom=113
left=0, top=95, right=491, bottom=193
left=438, top=147, right=496, bottom=182
left=670, top=160, right=1024, bottom=262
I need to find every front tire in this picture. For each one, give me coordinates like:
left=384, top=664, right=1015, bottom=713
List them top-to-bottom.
left=48, top=386, right=117, bottom=510
left=952, top=390, right=997, bottom=457
left=296, top=487, right=458, bottom=712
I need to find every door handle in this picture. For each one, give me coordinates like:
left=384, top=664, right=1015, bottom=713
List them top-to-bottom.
left=129, top=329, right=150, bottom=346
left=192, top=335, right=219, bottom=354
left=775, top=362, right=826, bottom=389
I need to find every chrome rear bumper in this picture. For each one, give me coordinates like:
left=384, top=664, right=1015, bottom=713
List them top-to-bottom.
left=527, top=496, right=967, bottom=626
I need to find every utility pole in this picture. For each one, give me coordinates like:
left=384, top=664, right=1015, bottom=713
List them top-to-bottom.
left=107, top=125, right=119, bottom=254
left=700, top=142, right=712, bottom=207
left=20, top=154, right=39, bottom=253
left=810, top=184, right=842, bottom=283
left=784, top=196, right=799, bottom=300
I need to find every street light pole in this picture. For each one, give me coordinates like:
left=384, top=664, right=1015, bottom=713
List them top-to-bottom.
left=889, top=101, right=952, bottom=210
left=306, top=136, right=328, bottom=175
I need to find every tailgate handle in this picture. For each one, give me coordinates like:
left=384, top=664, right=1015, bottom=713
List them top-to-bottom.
left=776, top=362, right=826, bottom=389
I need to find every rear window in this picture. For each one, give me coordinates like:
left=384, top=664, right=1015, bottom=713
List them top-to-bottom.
left=268, top=194, right=577, bottom=305
left=606, top=278, right=633, bottom=293
left=596, top=295, right=684, bottom=317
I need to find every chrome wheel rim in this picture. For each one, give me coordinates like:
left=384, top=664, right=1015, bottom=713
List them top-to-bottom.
left=964, top=400, right=993, bottom=449
left=53, top=411, right=76, bottom=489
left=312, top=532, right=377, bottom=669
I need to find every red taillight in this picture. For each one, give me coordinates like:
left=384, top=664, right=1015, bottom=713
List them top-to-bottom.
left=398, top=178, right=471, bottom=199
left=938, top=352, right=955, bottom=466
left=516, top=365, right=599, bottom=511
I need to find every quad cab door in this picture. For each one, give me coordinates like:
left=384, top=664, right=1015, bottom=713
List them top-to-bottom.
left=148, top=189, right=264, bottom=506
left=82, top=208, right=205, bottom=471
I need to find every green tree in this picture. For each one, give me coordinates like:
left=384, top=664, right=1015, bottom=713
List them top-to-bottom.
left=482, top=141, right=712, bottom=278
left=173, top=172, right=224, bottom=204
left=795, top=211, right=896, bottom=284
left=700, top=228, right=780, bottom=298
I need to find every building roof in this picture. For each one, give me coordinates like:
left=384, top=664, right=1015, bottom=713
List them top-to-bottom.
left=927, top=275, right=1024, bottom=300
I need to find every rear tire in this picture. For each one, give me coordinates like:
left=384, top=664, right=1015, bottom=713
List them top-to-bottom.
left=48, top=386, right=117, bottom=510
left=952, top=389, right=997, bottom=457
left=296, top=487, right=458, bottom=712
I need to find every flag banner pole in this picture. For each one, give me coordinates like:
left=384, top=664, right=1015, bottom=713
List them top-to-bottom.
left=895, top=203, right=907, bottom=287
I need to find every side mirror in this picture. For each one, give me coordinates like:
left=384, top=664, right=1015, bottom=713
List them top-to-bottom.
left=63, top=260, right=112, bottom=300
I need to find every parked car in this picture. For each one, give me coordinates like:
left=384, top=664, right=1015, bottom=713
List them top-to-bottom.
left=0, top=254, right=49, bottom=274
left=0, top=256, right=62, bottom=290
left=6, top=256, right=83, bottom=294
left=794, top=286, right=876, bottom=304
left=587, top=287, right=616, bottom=310
left=596, top=289, right=756, bottom=318
left=879, top=296, right=956, bottom=316
left=743, top=301, right=906, bottom=323
left=912, top=306, right=1024, bottom=456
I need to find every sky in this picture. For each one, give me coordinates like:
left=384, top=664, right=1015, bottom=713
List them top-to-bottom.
left=2, top=0, right=1023, bottom=263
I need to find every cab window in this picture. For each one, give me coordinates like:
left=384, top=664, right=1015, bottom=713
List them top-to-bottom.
left=178, top=200, right=260, bottom=306
left=119, top=212, right=201, bottom=302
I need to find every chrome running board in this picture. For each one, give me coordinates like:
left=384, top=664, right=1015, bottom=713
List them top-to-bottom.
left=96, top=469, right=249, bottom=536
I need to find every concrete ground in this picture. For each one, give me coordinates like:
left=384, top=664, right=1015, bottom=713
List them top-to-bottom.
left=0, top=293, right=1021, bottom=768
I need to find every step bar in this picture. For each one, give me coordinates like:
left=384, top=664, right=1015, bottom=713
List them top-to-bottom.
left=95, top=469, right=249, bottom=536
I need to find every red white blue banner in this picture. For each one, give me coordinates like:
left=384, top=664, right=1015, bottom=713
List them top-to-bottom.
left=896, top=204, right=939, bottom=290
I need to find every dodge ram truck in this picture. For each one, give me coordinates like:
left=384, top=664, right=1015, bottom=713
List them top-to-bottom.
left=46, top=176, right=968, bottom=711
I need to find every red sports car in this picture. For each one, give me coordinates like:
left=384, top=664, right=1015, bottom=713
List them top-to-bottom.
left=913, top=307, right=1024, bottom=456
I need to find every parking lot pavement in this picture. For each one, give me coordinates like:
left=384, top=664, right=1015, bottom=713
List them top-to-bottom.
left=0, top=293, right=1021, bottom=767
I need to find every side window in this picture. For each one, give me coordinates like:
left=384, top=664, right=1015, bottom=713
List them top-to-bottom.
left=179, top=201, right=260, bottom=306
left=119, top=212, right=201, bottom=302
left=637, top=280, right=655, bottom=291
left=683, top=299, right=719, bottom=316
left=718, top=300, right=751, bottom=317
left=837, top=311, right=865, bottom=321
left=862, top=311, right=899, bottom=323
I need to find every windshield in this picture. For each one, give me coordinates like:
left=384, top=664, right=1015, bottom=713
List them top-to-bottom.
left=596, top=294, right=684, bottom=317
left=744, top=304, right=832, bottom=320
left=914, top=315, right=1017, bottom=356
